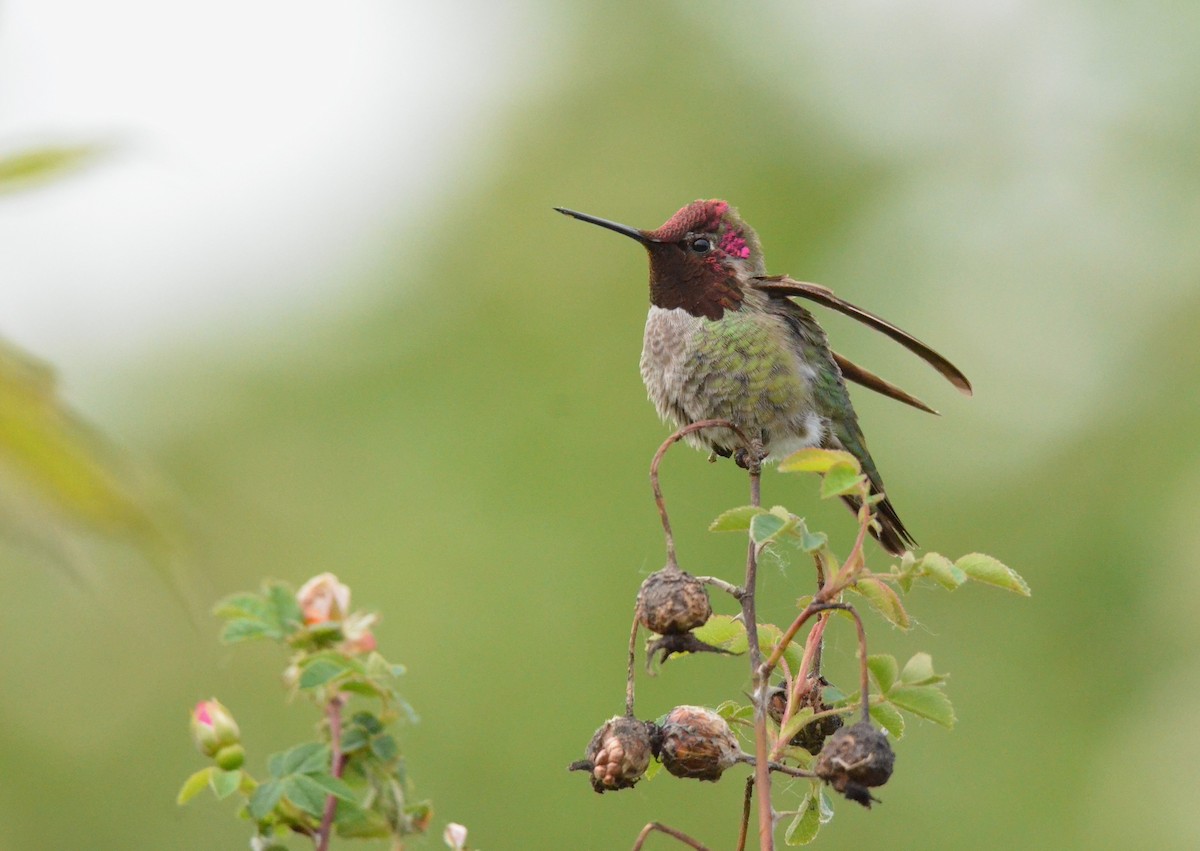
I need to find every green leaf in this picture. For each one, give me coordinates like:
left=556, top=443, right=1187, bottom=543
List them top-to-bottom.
left=779, top=447, right=861, bottom=475
left=819, top=464, right=866, bottom=499
left=709, top=505, right=764, bottom=532
left=750, top=512, right=791, bottom=545
left=799, top=530, right=828, bottom=552
left=916, top=553, right=966, bottom=590
left=956, top=553, right=1030, bottom=596
left=848, top=577, right=911, bottom=630
left=267, top=582, right=305, bottom=630
left=213, top=592, right=271, bottom=621
left=692, top=615, right=748, bottom=655
left=219, top=618, right=274, bottom=644
left=757, top=622, right=804, bottom=674
left=899, top=652, right=946, bottom=686
left=867, top=654, right=899, bottom=693
left=299, top=658, right=350, bottom=689
left=888, top=685, right=956, bottom=728
left=715, top=700, right=755, bottom=723
left=869, top=702, right=905, bottom=739
left=350, top=711, right=384, bottom=734
left=369, top=733, right=400, bottom=763
left=278, top=742, right=329, bottom=776
left=643, top=757, right=663, bottom=782
left=176, top=767, right=214, bottom=805
left=210, top=769, right=242, bottom=800
left=303, top=772, right=357, bottom=801
left=282, top=774, right=330, bottom=817
left=247, top=780, right=285, bottom=821
left=784, top=789, right=821, bottom=846
left=334, top=801, right=392, bottom=838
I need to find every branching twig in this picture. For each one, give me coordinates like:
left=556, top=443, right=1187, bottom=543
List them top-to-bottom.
left=631, top=822, right=712, bottom=851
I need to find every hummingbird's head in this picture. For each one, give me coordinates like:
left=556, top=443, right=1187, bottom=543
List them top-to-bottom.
left=555, top=199, right=765, bottom=321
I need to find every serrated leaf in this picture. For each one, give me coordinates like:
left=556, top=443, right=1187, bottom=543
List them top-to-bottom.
left=779, top=447, right=861, bottom=475
left=819, top=465, right=866, bottom=499
left=709, top=505, right=764, bottom=532
left=750, top=512, right=791, bottom=545
left=799, top=530, right=827, bottom=552
left=917, top=553, right=967, bottom=590
left=956, top=553, right=1030, bottom=596
left=848, top=577, right=911, bottom=630
left=692, top=615, right=748, bottom=655
left=757, top=622, right=804, bottom=674
left=899, top=652, right=946, bottom=686
left=867, top=654, right=899, bottom=693
left=298, top=658, right=350, bottom=689
left=888, top=685, right=956, bottom=728
left=715, top=700, right=755, bottom=723
left=869, top=701, right=905, bottom=738
left=278, top=742, right=329, bottom=776
left=176, top=767, right=214, bottom=805
left=210, top=768, right=242, bottom=800
left=304, top=772, right=357, bottom=801
left=282, top=774, right=330, bottom=817
left=247, top=780, right=285, bottom=820
left=784, top=790, right=821, bottom=845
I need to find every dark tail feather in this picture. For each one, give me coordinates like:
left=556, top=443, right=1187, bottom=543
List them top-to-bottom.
left=841, top=491, right=916, bottom=556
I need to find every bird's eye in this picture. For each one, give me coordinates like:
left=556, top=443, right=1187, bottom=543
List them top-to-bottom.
left=690, top=237, right=712, bottom=253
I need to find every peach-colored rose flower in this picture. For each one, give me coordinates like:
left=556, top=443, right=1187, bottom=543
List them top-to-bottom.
left=297, top=572, right=351, bottom=624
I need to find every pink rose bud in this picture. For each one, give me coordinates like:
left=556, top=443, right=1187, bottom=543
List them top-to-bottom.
left=296, top=573, right=351, bottom=625
left=190, top=699, right=241, bottom=758
left=443, top=823, right=468, bottom=850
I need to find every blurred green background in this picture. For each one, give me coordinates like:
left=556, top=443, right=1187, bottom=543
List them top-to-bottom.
left=2, top=1, right=1199, bottom=848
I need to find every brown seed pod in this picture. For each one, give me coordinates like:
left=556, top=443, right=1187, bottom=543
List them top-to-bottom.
left=636, top=565, right=712, bottom=636
left=766, top=680, right=844, bottom=756
left=656, top=705, right=742, bottom=782
left=568, top=716, right=656, bottom=793
left=813, top=721, right=895, bottom=807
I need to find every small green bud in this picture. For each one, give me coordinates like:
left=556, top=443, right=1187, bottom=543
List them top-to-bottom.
left=214, top=744, right=246, bottom=771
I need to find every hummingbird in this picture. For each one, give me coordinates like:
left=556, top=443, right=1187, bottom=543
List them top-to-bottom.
left=555, top=199, right=972, bottom=555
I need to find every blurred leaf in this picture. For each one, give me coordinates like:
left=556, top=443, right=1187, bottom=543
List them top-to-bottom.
left=0, top=145, right=101, bottom=193
left=779, top=447, right=861, bottom=475
left=819, top=465, right=866, bottom=499
left=709, top=505, right=764, bottom=532
left=751, top=512, right=791, bottom=545
left=799, top=530, right=828, bottom=552
left=915, top=552, right=967, bottom=590
left=956, top=553, right=1031, bottom=596
left=847, top=577, right=910, bottom=630
left=692, top=614, right=748, bottom=655
left=219, top=618, right=274, bottom=644
left=757, top=622, right=804, bottom=674
left=899, top=652, right=946, bottom=686
left=867, top=654, right=899, bottom=693
left=298, top=655, right=356, bottom=689
left=888, top=685, right=956, bottom=728
left=869, top=702, right=905, bottom=739
left=778, top=707, right=815, bottom=745
left=277, top=743, right=329, bottom=776
left=644, top=757, right=663, bottom=782
left=176, top=767, right=213, bottom=805
left=210, top=768, right=242, bottom=800
left=281, top=774, right=329, bottom=817
left=247, top=780, right=285, bottom=821
left=784, top=789, right=821, bottom=845
left=334, top=801, right=392, bottom=838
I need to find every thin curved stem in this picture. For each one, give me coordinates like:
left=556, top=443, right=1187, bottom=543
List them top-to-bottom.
left=650, top=419, right=752, bottom=565
left=626, top=610, right=640, bottom=717
left=631, top=822, right=712, bottom=851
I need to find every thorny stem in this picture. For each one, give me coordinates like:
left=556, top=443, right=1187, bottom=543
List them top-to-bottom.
left=650, top=419, right=752, bottom=567
left=696, top=575, right=744, bottom=600
left=315, top=693, right=346, bottom=851
left=631, top=822, right=712, bottom=851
